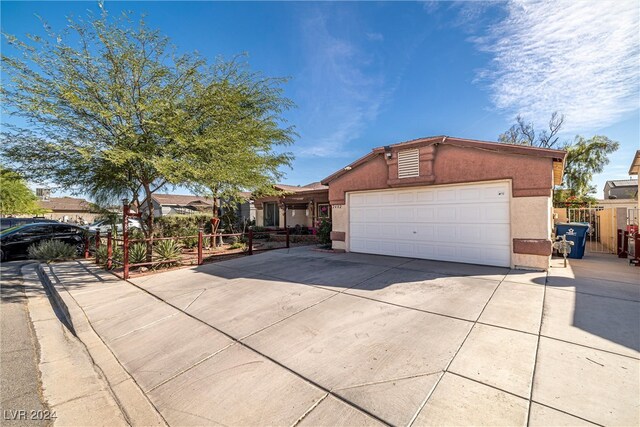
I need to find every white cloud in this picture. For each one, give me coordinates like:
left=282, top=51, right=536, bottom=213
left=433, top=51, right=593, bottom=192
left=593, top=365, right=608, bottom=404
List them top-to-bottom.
left=475, top=0, right=640, bottom=133
left=296, top=9, right=386, bottom=158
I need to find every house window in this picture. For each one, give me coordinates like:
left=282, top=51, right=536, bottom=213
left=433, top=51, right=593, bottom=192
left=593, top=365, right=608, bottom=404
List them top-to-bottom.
left=397, top=148, right=420, bottom=178
left=264, top=202, right=280, bottom=227
left=317, top=203, right=331, bottom=219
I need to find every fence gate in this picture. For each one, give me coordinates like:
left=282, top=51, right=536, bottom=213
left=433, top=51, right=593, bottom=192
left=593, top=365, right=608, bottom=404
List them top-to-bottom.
left=566, top=207, right=638, bottom=255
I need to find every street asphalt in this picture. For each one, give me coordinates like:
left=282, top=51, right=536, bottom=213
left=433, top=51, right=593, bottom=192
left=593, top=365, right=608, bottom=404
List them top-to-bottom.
left=0, top=261, right=50, bottom=427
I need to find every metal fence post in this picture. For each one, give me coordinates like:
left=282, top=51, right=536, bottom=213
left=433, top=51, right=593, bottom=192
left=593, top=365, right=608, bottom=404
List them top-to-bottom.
left=286, top=227, right=290, bottom=249
left=197, top=228, right=203, bottom=265
left=248, top=229, right=253, bottom=255
left=617, top=229, right=625, bottom=258
left=94, top=230, right=101, bottom=264
left=621, top=231, right=629, bottom=258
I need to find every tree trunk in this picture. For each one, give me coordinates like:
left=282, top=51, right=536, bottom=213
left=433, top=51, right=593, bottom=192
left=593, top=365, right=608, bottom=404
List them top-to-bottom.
left=142, top=182, right=154, bottom=262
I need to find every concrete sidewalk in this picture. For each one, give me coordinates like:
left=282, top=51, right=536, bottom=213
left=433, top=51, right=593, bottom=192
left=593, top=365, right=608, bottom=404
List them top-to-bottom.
left=42, top=249, right=639, bottom=426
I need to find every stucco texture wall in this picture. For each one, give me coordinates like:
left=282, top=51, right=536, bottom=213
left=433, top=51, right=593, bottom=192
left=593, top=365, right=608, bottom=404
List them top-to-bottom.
left=325, top=140, right=560, bottom=270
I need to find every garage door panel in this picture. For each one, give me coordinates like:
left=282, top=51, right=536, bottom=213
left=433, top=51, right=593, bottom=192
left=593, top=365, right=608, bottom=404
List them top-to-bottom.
left=349, top=182, right=511, bottom=267
left=416, top=207, right=436, bottom=221
left=437, top=207, right=457, bottom=220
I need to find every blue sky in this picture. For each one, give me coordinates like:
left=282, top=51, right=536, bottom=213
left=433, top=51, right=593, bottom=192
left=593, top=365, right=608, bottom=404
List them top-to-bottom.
left=2, top=1, right=639, bottom=199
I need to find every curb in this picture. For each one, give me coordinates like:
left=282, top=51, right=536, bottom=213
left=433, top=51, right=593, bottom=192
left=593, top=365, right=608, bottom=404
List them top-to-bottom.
left=37, top=262, right=167, bottom=427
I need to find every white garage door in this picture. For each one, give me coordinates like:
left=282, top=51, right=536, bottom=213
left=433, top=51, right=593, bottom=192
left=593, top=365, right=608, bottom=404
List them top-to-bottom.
left=349, top=182, right=511, bottom=267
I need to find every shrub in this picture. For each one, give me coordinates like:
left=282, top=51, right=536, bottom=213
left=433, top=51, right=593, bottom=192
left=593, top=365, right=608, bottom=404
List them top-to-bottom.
left=155, top=214, right=212, bottom=237
left=317, top=218, right=332, bottom=245
left=153, top=239, right=182, bottom=266
left=28, top=240, right=77, bottom=262
left=228, top=242, right=246, bottom=250
left=129, top=243, right=147, bottom=265
left=95, top=245, right=123, bottom=269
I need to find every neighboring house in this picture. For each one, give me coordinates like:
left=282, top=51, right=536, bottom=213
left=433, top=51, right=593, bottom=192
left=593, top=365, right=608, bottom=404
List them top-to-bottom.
left=321, top=135, right=567, bottom=270
left=629, top=150, right=640, bottom=212
left=603, top=179, right=638, bottom=200
left=253, top=183, right=329, bottom=230
left=149, top=193, right=255, bottom=222
left=37, top=196, right=99, bottom=223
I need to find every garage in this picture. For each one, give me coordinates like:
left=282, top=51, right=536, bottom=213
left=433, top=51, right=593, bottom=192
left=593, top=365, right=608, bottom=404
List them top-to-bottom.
left=321, top=136, right=566, bottom=270
left=349, top=181, right=511, bottom=267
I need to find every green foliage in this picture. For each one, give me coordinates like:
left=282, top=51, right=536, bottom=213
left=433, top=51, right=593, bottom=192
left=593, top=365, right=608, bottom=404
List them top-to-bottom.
left=1, top=5, right=294, bottom=241
left=499, top=113, right=619, bottom=197
left=563, top=136, right=619, bottom=197
left=0, top=166, right=47, bottom=215
left=155, top=215, right=212, bottom=237
left=317, top=218, right=332, bottom=245
left=28, top=240, right=77, bottom=261
left=153, top=240, right=182, bottom=265
left=228, top=242, right=246, bottom=250
left=129, top=243, right=148, bottom=265
left=95, top=246, right=123, bottom=270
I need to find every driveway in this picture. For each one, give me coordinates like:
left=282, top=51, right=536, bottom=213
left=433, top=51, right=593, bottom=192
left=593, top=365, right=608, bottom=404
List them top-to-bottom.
left=48, top=247, right=639, bottom=426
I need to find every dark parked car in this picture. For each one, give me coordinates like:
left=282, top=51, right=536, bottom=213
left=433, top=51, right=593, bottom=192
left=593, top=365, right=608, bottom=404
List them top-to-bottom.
left=0, top=217, right=58, bottom=231
left=0, top=223, right=91, bottom=261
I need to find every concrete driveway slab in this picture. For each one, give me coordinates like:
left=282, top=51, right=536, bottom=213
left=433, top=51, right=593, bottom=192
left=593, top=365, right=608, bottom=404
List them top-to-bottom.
left=332, top=252, right=414, bottom=268
left=243, top=257, right=392, bottom=291
left=401, top=258, right=509, bottom=281
left=131, top=264, right=260, bottom=293
left=346, top=268, right=499, bottom=320
left=502, top=269, right=547, bottom=285
left=546, top=274, right=640, bottom=302
left=184, top=276, right=335, bottom=338
left=479, top=281, right=544, bottom=333
left=65, top=283, right=141, bottom=309
left=541, top=288, right=640, bottom=357
left=83, top=289, right=163, bottom=322
left=243, top=293, right=472, bottom=390
left=89, top=298, right=179, bottom=342
left=107, top=314, right=232, bottom=391
left=449, top=324, right=538, bottom=398
left=532, top=337, right=639, bottom=426
left=148, top=344, right=324, bottom=426
left=334, top=372, right=441, bottom=426
left=413, top=373, right=528, bottom=426
left=298, top=396, right=384, bottom=427
left=528, top=403, right=597, bottom=426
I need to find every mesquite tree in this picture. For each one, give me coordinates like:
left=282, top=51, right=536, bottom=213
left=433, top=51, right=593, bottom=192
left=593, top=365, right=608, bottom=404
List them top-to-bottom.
left=1, top=5, right=294, bottom=241
left=499, top=112, right=619, bottom=200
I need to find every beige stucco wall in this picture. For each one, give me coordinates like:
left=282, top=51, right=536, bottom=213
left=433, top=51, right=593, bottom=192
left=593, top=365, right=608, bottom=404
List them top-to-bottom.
left=510, top=195, right=552, bottom=270
left=511, top=196, right=552, bottom=239
left=331, top=204, right=348, bottom=251
left=285, top=209, right=312, bottom=228
left=512, top=253, right=549, bottom=270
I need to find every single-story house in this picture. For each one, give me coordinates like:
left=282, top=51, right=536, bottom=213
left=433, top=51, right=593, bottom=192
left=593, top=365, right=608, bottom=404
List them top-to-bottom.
left=321, top=136, right=567, bottom=270
left=629, top=151, right=640, bottom=211
left=603, top=179, right=638, bottom=200
left=254, top=183, right=329, bottom=229
left=150, top=193, right=255, bottom=222
left=37, top=196, right=99, bottom=223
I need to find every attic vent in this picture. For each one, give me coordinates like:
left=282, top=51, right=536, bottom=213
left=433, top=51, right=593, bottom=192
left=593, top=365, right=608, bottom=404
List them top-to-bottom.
left=397, top=149, right=420, bottom=178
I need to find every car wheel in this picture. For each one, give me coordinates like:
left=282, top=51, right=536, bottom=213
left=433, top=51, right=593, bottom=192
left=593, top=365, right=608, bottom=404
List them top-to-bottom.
left=0, top=249, right=6, bottom=262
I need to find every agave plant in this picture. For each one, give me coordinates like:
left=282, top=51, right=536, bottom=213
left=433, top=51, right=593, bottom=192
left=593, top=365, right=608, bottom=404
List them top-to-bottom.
left=153, top=239, right=182, bottom=267
left=28, top=240, right=77, bottom=262
left=129, top=243, right=147, bottom=265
